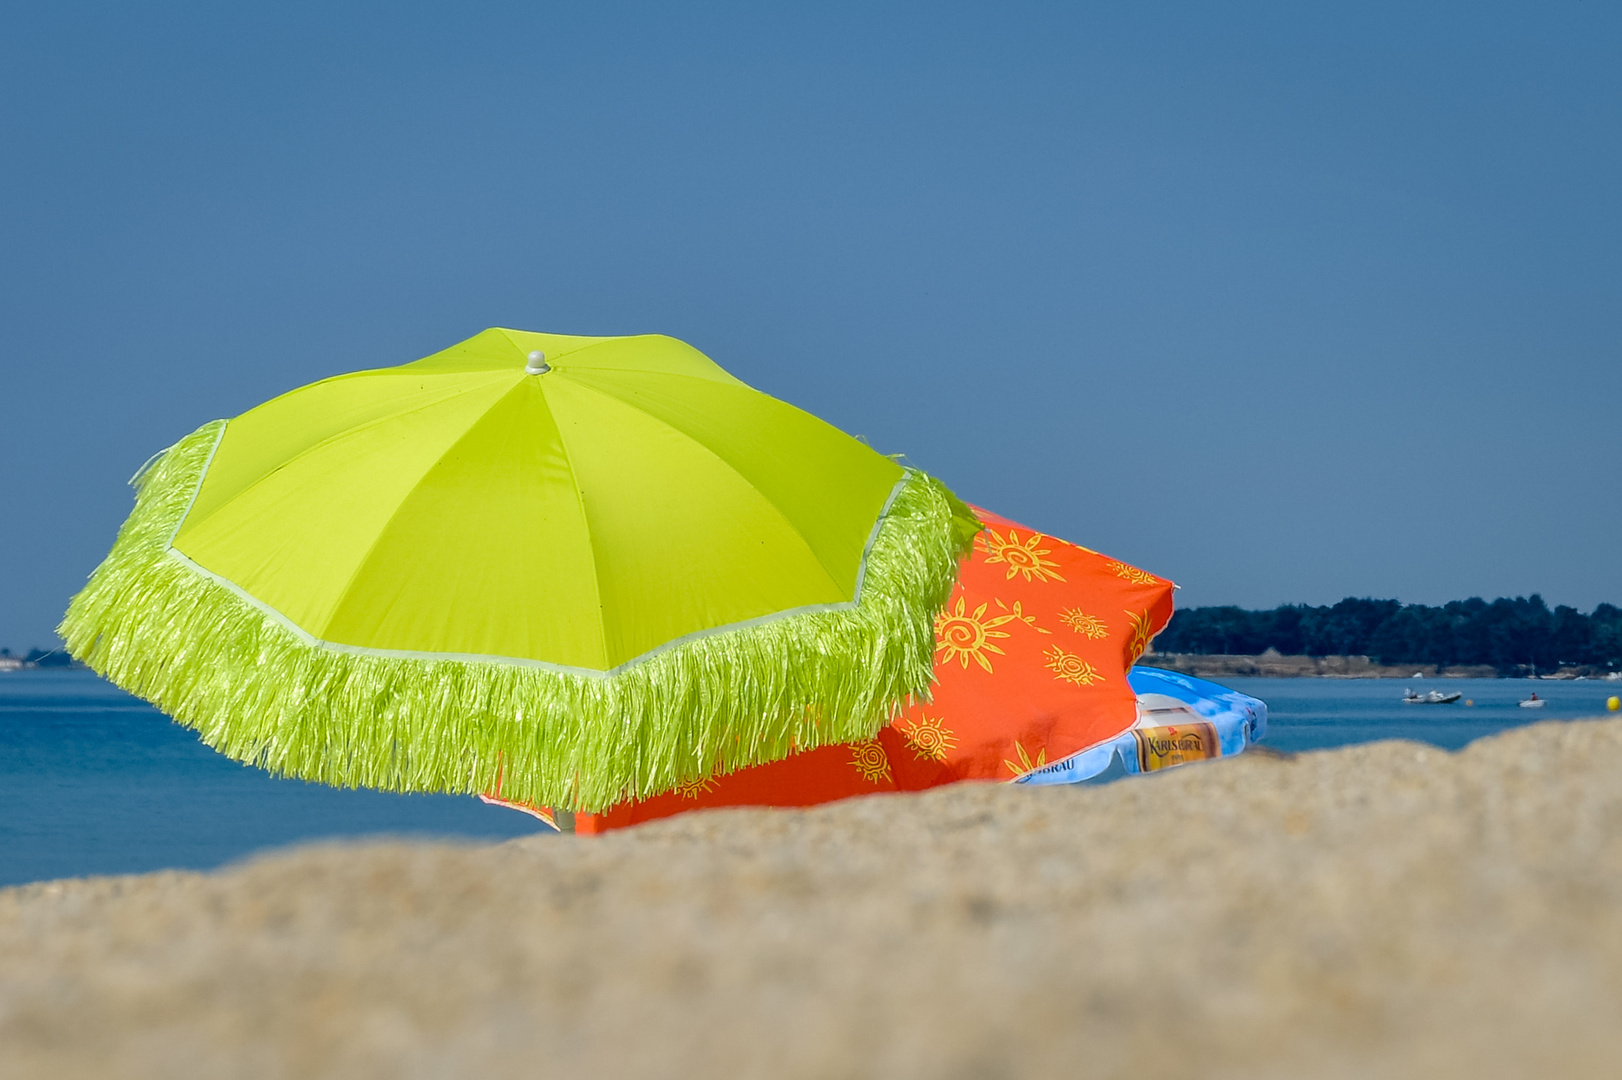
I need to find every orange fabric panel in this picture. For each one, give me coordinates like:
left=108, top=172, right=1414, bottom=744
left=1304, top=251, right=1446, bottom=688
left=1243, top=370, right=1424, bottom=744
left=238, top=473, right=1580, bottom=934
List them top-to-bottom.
left=570, top=507, right=1175, bottom=834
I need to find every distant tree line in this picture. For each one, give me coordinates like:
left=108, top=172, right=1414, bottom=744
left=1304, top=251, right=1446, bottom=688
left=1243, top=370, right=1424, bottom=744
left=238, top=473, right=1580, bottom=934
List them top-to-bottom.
left=1154, top=596, right=1622, bottom=673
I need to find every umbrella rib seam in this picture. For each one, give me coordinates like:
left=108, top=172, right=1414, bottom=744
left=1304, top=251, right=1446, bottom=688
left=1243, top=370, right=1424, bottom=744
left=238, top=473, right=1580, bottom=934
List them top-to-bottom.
left=170, top=373, right=517, bottom=537
left=552, top=373, right=863, bottom=595
left=309, top=377, right=608, bottom=651
left=522, top=378, right=613, bottom=669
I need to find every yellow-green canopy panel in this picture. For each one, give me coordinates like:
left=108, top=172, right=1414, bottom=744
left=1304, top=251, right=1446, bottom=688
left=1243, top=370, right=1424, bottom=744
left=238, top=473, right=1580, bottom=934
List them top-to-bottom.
left=62, top=329, right=979, bottom=811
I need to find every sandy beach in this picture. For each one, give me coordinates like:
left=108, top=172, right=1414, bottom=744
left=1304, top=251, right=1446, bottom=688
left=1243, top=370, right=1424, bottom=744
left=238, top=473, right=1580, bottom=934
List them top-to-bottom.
left=4, top=716, right=1622, bottom=1079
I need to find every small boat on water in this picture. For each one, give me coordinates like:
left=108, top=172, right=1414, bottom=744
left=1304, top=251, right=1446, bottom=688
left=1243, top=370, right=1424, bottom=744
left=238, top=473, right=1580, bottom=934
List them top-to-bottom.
left=1403, top=688, right=1462, bottom=705
left=1519, top=692, right=1547, bottom=709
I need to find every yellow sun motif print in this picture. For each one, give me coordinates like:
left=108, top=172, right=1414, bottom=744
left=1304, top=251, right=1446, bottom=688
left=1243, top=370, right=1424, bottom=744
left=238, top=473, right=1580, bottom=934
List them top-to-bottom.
left=980, top=528, right=1066, bottom=583
left=1106, top=560, right=1160, bottom=586
left=935, top=596, right=1016, bottom=673
left=993, top=598, right=1052, bottom=634
left=1059, top=608, right=1109, bottom=639
left=1124, top=609, right=1156, bottom=663
left=1044, top=646, right=1104, bottom=686
left=897, top=715, right=958, bottom=762
left=849, top=739, right=893, bottom=784
left=1004, top=740, right=1047, bottom=779
left=674, top=777, right=718, bottom=800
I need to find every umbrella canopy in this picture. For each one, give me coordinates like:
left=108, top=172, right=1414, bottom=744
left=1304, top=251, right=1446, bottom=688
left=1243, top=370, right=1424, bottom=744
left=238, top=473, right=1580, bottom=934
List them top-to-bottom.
left=62, top=329, right=977, bottom=811
left=499, top=506, right=1179, bottom=831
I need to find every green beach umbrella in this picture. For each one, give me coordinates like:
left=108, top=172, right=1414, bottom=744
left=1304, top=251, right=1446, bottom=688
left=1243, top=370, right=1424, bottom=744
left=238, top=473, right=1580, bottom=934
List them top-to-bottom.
left=63, top=329, right=977, bottom=811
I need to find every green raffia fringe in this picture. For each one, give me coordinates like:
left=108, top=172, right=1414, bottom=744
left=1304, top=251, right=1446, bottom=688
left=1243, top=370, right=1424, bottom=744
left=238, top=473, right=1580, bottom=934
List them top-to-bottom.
left=60, top=421, right=980, bottom=812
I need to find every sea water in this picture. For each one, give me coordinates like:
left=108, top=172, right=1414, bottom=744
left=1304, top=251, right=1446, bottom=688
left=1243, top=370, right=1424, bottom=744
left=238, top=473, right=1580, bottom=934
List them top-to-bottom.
left=3, top=668, right=1617, bottom=887
left=0, top=669, right=548, bottom=887
left=1225, top=675, right=1616, bottom=754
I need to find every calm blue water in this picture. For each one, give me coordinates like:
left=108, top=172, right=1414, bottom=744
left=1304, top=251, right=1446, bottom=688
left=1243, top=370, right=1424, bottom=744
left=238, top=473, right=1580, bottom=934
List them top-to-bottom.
left=0, top=670, right=548, bottom=887
left=3, top=670, right=1618, bottom=887
left=1224, top=675, right=1619, bottom=753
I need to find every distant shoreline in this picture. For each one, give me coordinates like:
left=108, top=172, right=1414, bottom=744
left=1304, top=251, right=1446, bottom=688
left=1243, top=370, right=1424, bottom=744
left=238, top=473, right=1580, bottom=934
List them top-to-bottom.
left=1142, top=650, right=1619, bottom=680
left=8, top=654, right=1617, bottom=681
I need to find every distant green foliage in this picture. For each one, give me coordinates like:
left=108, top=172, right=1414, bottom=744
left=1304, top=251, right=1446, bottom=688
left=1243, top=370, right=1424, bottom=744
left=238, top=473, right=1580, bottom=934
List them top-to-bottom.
left=1155, top=596, right=1622, bottom=673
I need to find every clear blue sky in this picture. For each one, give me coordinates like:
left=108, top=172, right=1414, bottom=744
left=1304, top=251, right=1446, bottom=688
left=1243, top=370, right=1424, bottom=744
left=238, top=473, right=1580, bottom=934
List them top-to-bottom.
left=3, top=2, right=1619, bottom=647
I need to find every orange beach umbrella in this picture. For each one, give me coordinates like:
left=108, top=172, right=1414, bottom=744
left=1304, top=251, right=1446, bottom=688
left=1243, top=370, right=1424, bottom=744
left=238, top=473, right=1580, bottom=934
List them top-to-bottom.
left=486, top=507, right=1176, bottom=832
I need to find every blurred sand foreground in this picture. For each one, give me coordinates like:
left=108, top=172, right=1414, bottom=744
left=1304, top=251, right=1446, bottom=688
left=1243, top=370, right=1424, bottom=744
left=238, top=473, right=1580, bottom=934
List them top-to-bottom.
left=5, top=719, right=1622, bottom=1079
